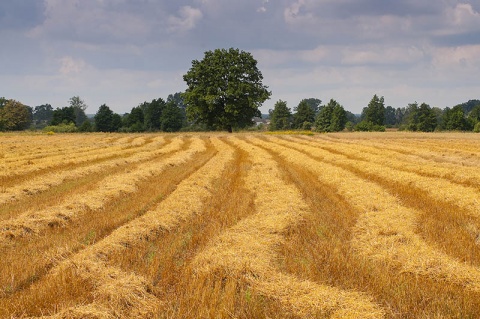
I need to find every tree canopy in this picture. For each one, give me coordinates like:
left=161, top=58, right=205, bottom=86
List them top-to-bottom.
left=183, top=48, right=271, bottom=132
left=0, top=99, right=32, bottom=131
left=315, top=99, right=347, bottom=132
left=269, top=100, right=292, bottom=131
left=293, top=100, right=316, bottom=129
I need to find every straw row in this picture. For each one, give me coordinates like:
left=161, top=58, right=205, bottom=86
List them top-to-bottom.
left=1, top=135, right=153, bottom=179
left=0, top=136, right=170, bottom=205
left=253, top=136, right=480, bottom=291
left=272, top=136, right=480, bottom=221
left=290, top=136, right=480, bottom=188
left=0, top=137, right=205, bottom=245
left=39, top=137, right=235, bottom=318
left=191, top=137, right=384, bottom=318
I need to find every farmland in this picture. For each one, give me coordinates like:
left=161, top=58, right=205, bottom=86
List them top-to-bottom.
left=1, top=132, right=480, bottom=318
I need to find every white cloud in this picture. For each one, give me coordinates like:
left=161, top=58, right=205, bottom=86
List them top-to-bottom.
left=168, top=6, right=203, bottom=33
left=59, top=56, right=88, bottom=75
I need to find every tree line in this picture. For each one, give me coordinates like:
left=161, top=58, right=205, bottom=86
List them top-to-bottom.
left=1, top=48, right=479, bottom=133
left=0, top=93, right=188, bottom=133
left=268, top=95, right=480, bottom=133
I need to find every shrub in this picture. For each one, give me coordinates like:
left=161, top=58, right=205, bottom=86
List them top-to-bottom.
left=474, top=122, right=480, bottom=133
left=43, top=123, right=78, bottom=133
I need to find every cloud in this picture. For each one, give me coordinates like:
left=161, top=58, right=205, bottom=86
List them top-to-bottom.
left=168, top=6, right=203, bottom=33
left=59, top=56, right=88, bottom=75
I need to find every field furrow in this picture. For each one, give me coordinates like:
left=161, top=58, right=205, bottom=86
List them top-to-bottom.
left=2, top=132, right=479, bottom=318
left=1, top=135, right=157, bottom=188
left=292, top=135, right=480, bottom=189
left=0, top=136, right=169, bottom=205
left=268, top=136, right=480, bottom=264
left=0, top=137, right=201, bottom=244
left=13, top=137, right=235, bottom=318
left=190, top=137, right=384, bottom=318
left=252, top=137, right=480, bottom=293
left=0, top=138, right=216, bottom=303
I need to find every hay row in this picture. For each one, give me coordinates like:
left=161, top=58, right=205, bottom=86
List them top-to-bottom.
left=0, top=134, right=117, bottom=162
left=303, top=134, right=480, bottom=166
left=1, top=135, right=153, bottom=179
left=0, top=136, right=169, bottom=205
left=272, top=136, right=480, bottom=221
left=289, top=136, right=480, bottom=188
left=0, top=137, right=205, bottom=245
left=39, top=137, right=235, bottom=318
left=191, top=137, right=384, bottom=318
left=252, top=137, right=480, bottom=292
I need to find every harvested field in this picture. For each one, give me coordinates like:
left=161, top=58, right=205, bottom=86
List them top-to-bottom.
left=1, top=132, right=479, bottom=318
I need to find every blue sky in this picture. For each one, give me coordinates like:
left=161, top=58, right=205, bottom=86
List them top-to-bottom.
left=1, top=0, right=479, bottom=114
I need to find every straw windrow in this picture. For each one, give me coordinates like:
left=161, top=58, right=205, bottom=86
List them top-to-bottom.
left=190, top=136, right=384, bottom=318
left=253, top=136, right=480, bottom=291
left=0, top=137, right=199, bottom=244
left=34, top=137, right=235, bottom=318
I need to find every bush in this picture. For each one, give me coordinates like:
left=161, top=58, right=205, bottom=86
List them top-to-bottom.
left=302, top=121, right=313, bottom=131
left=355, top=121, right=385, bottom=132
left=474, top=122, right=480, bottom=133
left=43, top=123, right=78, bottom=133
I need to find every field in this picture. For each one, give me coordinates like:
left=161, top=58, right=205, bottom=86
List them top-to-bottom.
left=1, top=131, right=480, bottom=318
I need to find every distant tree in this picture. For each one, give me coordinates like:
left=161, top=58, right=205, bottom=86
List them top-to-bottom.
left=183, top=48, right=271, bottom=132
left=167, top=92, right=186, bottom=109
left=357, top=94, right=386, bottom=131
left=362, top=94, right=385, bottom=126
left=68, top=96, right=88, bottom=126
left=143, top=98, right=165, bottom=131
left=297, top=98, right=322, bottom=114
left=0, top=99, right=32, bottom=131
left=315, top=99, right=346, bottom=132
left=457, top=99, right=480, bottom=114
left=269, top=100, right=292, bottom=131
left=293, top=100, right=316, bottom=129
left=161, top=101, right=185, bottom=132
left=331, top=102, right=347, bottom=132
left=403, top=102, right=437, bottom=132
left=416, top=103, right=437, bottom=132
left=33, top=104, right=54, bottom=127
left=94, top=104, right=117, bottom=132
left=467, top=104, right=480, bottom=129
left=443, top=105, right=468, bottom=131
left=51, top=106, right=76, bottom=126
left=123, top=106, right=145, bottom=132
left=384, top=106, right=396, bottom=126
left=346, top=111, right=359, bottom=124
left=111, top=113, right=123, bottom=132
left=78, top=120, right=93, bottom=132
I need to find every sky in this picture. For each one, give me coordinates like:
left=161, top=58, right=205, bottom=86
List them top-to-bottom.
left=1, top=0, right=480, bottom=115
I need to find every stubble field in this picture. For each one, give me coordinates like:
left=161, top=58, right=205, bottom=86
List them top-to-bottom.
left=1, top=131, right=480, bottom=318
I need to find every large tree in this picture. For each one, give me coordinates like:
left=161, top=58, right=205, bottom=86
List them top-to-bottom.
left=183, top=48, right=271, bottom=132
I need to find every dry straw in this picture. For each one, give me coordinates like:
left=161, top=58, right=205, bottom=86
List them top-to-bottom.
left=0, top=136, right=168, bottom=205
left=191, top=136, right=384, bottom=318
left=255, top=136, right=480, bottom=292
left=0, top=137, right=196, bottom=245
left=36, top=137, right=235, bottom=318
